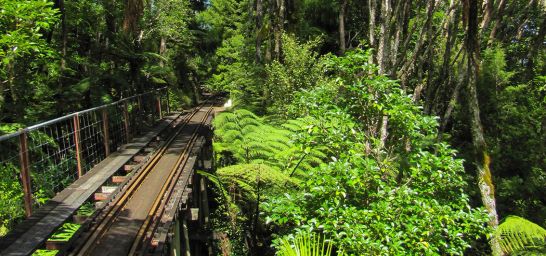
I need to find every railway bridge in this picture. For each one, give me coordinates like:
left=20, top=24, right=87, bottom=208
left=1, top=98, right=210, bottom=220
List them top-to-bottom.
left=0, top=88, right=223, bottom=256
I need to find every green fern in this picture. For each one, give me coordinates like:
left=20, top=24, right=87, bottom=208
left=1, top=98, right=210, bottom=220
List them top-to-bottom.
left=214, top=110, right=328, bottom=176
left=199, top=164, right=298, bottom=228
left=216, top=164, right=299, bottom=198
left=495, top=215, right=546, bottom=254
left=49, top=222, right=81, bottom=242
left=276, top=231, right=341, bottom=256
left=32, top=250, right=59, bottom=256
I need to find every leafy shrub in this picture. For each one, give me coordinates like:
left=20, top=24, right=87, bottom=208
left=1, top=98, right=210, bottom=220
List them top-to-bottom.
left=262, top=49, right=489, bottom=255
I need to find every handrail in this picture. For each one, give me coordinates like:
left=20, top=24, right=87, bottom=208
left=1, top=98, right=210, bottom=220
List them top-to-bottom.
left=0, top=87, right=167, bottom=142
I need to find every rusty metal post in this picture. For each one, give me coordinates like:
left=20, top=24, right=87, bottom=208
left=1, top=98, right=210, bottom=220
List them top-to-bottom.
left=156, top=96, right=162, bottom=120
left=123, top=101, right=131, bottom=141
left=102, top=108, right=110, bottom=156
left=73, top=114, right=83, bottom=178
left=18, top=131, right=33, bottom=217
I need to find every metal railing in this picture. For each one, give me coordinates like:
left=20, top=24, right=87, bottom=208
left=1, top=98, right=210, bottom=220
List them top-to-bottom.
left=0, top=87, right=169, bottom=235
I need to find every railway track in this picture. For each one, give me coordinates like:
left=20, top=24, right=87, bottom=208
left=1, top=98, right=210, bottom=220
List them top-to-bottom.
left=66, top=101, right=215, bottom=256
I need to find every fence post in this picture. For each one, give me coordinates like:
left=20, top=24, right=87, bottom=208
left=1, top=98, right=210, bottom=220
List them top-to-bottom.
left=165, top=89, right=170, bottom=114
left=156, top=95, right=162, bottom=120
left=123, top=101, right=131, bottom=142
left=102, top=108, right=110, bottom=156
left=73, top=114, right=83, bottom=178
left=18, top=131, right=33, bottom=217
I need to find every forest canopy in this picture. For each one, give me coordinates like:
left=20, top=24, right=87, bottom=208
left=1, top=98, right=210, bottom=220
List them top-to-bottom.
left=0, top=0, right=545, bottom=255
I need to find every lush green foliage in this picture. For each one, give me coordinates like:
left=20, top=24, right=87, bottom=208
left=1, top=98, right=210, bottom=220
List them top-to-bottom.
left=1, top=0, right=544, bottom=254
left=199, top=0, right=545, bottom=253
left=209, top=45, right=490, bottom=254
left=213, top=109, right=327, bottom=176
left=76, top=202, right=95, bottom=217
left=495, top=216, right=546, bottom=254
left=48, top=222, right=80, bottom=241
left=276, top=231, right=337, bottom=256
left=32, top=250, right=59, bottom=256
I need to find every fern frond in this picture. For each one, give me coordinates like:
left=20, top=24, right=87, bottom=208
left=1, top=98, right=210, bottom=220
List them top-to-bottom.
left=197, top=170, right=233, bottom=206
left=495, top=215, right=546, bottom=254
left=276, top=231, right=338, bottom=256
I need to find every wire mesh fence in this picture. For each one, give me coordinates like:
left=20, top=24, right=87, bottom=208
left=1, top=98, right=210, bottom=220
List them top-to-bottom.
left=0, top=88, right=168, bottom=237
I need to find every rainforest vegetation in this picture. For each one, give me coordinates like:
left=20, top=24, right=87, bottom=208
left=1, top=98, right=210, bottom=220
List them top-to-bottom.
left=0, top=0, right=545, bottom=255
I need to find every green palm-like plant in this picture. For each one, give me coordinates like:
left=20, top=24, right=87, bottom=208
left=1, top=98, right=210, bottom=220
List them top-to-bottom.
left=213, top=110, right=327, bottom=175
left=495, top=215, right=546, bottom=254
left=276, top=231, right=340, bottom=256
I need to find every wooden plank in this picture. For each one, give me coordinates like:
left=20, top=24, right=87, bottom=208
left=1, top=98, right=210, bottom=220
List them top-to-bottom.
left=0, top=114, right=179, bottom=256
left=111, top=176, right=126, bottom=183
left=94, top=193, right=110, bottom=201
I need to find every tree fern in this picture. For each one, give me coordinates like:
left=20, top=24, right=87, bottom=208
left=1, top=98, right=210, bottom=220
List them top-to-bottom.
left=214, top=109, right=328, bottom=176
left=199, top=164, right=299, bottom=228
left=216, top=164, right=299, bottom=198
left=494, top=215, right=546, bottom=254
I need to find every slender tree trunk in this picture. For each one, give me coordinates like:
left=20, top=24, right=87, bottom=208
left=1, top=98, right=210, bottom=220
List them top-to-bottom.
left=60, top=0, right=67, bottom=70
left=255, top=0, right=263, bottom=62
left=273, top=0, right=285, bottom=60
left=339, top=0, right=348, bottom=54
left=368, top=0, right=376, bottom=49
left=377, top=0, right=391, bottom=74
left=391, top=0, right=409, bottom=73
left=397, top=0, right=435, bottom=86
left=428, top=0, right=459, bottom=115
left=480, top=0, right=494, bottom=31
left=487, top=0, right=506, bottom=44
left=463, top=1, right=503, bottom=255
left=159, top=37, right=166, bottom=67
left=440, top=56, right=465, bottom=133
left=379, top=115, right=388, bottom=149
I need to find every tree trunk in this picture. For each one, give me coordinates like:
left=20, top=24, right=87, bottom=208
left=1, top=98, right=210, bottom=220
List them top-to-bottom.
left=59, top=0, right=67, bottom=70
left=123, top=0, right=144, bottom=35
left=255, top=0, right=264, bottom=62
left=273, top=0, right=285, bottom=60
left=339, top=0, right=348, bottom=54
left=368, top=0, right=376, bottom=49
left=377, top=0, right=391, bottom=74
left=391, top=0, right=409, bottom=73
left=397, top=0, right=435, bottom=86
left=428, top=0, right=459, bottom=115
left=480, top=0, right=494, bottom=31
left=487, top=0, right=506, bottom=44
left=463, top=1, right=503, bottom=255
left=159, top=37, right=166, bottom=67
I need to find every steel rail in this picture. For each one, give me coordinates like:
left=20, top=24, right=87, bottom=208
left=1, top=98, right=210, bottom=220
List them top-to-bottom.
left=70, top=102, right=204, bottom=256
left=128, top=104, right=214, bottom=255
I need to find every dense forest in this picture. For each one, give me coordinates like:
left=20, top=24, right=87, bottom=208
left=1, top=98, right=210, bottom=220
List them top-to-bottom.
left=0, top=0, right=545, bottom=255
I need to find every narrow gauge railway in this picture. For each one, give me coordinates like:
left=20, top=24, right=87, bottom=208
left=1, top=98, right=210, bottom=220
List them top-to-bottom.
left=67, top=102, right=215, bottom=256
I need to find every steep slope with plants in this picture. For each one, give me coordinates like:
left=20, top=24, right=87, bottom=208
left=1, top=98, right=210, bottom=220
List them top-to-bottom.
left=197, top=0, right=545, bottom=255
